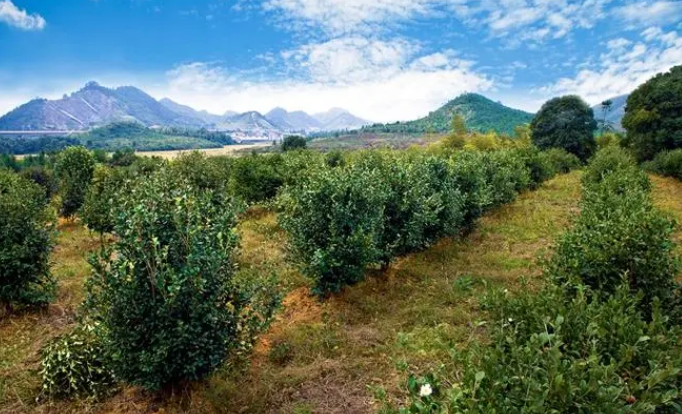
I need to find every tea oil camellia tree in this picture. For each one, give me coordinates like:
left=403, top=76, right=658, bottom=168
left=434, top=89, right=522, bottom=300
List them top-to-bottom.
left=55, top=146, right=96, bottom=218
left=0, top=170, right=56, bottom=313
left=85, top=171, right=245, bottom=390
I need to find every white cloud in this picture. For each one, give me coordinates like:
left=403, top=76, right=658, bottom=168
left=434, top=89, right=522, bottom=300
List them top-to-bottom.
left=0, top=0, right=46, bottom=30
left=260, top=0, right=621, bottom=43
left=262, top=0, right=437, bottom=35
left=615, top=1, right=682, bottom=27
left=537, top=28, right=682, bottom=105
left=159, top=38, right=493, bottom=122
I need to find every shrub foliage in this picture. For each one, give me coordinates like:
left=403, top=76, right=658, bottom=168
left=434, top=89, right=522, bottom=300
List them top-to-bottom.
left=55, top=146, right=96, bottom=218
left=0, top=170, right=56, bottom=311
left=85, top=171, right=246, bottom=390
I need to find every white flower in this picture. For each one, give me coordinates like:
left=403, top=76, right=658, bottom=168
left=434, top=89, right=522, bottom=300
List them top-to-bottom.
left=508, top=318, right=513, bottom=322
left=419, top=384, right=433, bottom=397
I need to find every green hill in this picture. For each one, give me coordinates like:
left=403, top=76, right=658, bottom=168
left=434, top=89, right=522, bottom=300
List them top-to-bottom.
left=363, top=93, right=534, bottom=136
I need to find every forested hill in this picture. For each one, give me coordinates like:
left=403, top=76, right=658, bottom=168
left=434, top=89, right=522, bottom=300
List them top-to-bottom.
left=363, top=93, right=534, bottom=135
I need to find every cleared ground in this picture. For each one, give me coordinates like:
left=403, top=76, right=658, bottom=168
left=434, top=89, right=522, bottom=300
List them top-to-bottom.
left=5, top=171, right=680, bottom=413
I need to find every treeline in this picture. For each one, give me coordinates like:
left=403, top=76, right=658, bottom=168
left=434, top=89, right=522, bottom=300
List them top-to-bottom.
left=0, top=121, right=236, bottom=155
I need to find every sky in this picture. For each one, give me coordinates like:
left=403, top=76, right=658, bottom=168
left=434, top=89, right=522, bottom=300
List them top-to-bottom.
left=0, top=0, right=681, bottom=122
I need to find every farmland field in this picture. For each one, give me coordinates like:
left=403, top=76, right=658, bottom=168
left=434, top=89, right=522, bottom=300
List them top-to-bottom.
left=7, top=169, right=676, bottom=413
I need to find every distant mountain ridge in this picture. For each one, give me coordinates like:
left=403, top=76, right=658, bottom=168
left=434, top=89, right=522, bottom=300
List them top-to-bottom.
left=0, top=81, right=371, bottom=136
left=0, top=82, right=203, bottom=131
left=363, top=93, right=534, bottom=136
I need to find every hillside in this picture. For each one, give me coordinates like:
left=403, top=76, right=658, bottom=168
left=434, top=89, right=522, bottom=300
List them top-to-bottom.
left=363, top=93, right=534, bottom=135
left=79, top=122, right=223, bottom=151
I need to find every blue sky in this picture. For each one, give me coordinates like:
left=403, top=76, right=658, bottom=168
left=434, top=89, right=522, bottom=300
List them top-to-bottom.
left=0, top=0, right=681, bottom=122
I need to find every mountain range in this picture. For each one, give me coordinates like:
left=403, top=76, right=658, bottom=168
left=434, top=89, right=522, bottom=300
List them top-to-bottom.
left=0, top=82, right=371, bottom=135
left=362, top=93, right=535, bottom=136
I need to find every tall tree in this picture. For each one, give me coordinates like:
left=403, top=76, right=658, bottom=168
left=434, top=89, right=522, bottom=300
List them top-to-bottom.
left=622, top=65, right=682, bottom=161
left=530, top=96, right=597, bottom=161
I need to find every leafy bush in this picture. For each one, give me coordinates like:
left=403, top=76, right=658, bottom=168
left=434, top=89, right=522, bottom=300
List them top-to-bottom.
left=622, top=65, right=682, bottom=161
left=531, top=95, right=597, bottom=161
left=281, top=135, right=308, bottom=152
left=581, top=145, right=639, bottom=186
left=55, top=146, right=96, bottom=218
left=540, top=148, right=581, bottom=173
left=644, top=149, right=682, bottom=180
left=230, top=153, right=284, bottom=204
left=279, top=164, right=387, bottom=296
left=19, top=166, right=58, bottom=200
left=81, top=166, right=127, bottom=234
left=548, top=167, right=679, bottom=317
left=0, top=170, right=56, bottom=311
left=85, top=171, right=247, bottom=390
left=385, top=284, right=682, bottom=413
left=40, top=322, right=116, bottom=400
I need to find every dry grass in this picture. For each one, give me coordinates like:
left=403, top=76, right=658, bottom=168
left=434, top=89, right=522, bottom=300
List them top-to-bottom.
left=0, top=172, right=584, bottom=414
left=650, top=174, right=682, bottom=248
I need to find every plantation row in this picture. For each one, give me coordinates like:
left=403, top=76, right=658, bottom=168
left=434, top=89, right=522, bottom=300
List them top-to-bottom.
left=279, top=147, right=580, bottom=295
left=383, top=147, right=682, bottom=413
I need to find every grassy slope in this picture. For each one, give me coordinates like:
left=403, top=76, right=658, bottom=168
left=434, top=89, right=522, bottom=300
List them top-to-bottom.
left=8, top=170, right=681, bottom=413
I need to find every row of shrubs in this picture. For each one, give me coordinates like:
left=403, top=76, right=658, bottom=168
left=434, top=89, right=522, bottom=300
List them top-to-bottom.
left=279, top=147, right=580, bottom=296
left=386, top=147, right=682, bottom=413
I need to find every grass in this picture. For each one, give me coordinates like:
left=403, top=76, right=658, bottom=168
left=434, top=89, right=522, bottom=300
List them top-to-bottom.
left=6, top=170, right=680, bottom=413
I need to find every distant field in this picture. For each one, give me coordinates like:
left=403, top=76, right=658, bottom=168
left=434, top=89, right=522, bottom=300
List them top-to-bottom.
left=137, top=143, right=271, bottom=159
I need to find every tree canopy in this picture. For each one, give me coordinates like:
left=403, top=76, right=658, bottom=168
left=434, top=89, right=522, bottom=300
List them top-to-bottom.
left=622, top=65, right=682, bottom=161
left=530, top=95, right=597, bottom=161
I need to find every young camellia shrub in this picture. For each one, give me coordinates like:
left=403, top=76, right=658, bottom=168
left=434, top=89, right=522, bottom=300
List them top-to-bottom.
left=581, top=145, right=638, bottom=185
left=55, top=146, right=96, bottom=218
left=540, top=148, right=581, bottom=173
left=644, top=149, right=682, bottom=180
left=279, top=164, right=387, bottom=296
left=81, top=165, right=127, bottom=235
left=548, top=168, right=679, bottom=317
left=0, top=170, right=56, bottom=312
left=85, top=171, right=247, bottom=390
left=385, top=283, right=682, bottom=413
left=40, top=322, right=116, bottom=400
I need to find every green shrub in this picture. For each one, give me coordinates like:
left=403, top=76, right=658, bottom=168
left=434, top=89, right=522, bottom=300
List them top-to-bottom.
left=281, top=135, right=307, bottom=152
left=55, top=146, right=96, bottom=218
left=582, top=146, right=638, bottom=186
left=109, top=148, right=138, bottom=167
left=540, top=148, right=581, bottom=173
left=644, top=149, right=682, bottom=180
left=480, top=150, right=531, bottom=206
left=230, top=153, right=284, bottom=204
left=279, top=165, right=387, bottom=296
left=19, top=166, right=58, bottom=200
left=81, top=166, right=127, bottom=234
left=548, top=169, right=678, bottom=317
left=0, top=170, right=56, bottom=311
left=85, top=171, right=247, bottom=390
left=385, top=284, right=682, bottom=413
left=40, top=322, right=116, bottom=400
